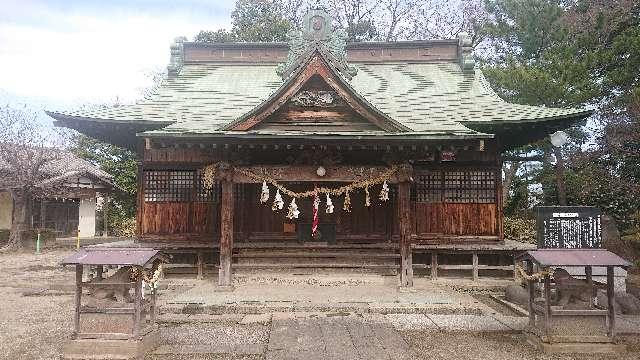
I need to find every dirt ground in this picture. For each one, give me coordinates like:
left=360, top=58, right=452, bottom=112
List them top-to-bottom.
left=0, top=248, right=638, bottom=360
left=0, top=248, right=75, bottom=360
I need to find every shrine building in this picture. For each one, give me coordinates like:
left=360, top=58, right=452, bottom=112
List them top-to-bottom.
left=47, top=10, right=591, bottom=287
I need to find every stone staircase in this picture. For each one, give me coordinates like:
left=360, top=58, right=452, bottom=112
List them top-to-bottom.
left=232, top=243, right=400, bottom=274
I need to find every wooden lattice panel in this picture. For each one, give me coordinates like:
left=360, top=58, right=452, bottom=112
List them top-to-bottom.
left=413, top=170, right=496, bottom=203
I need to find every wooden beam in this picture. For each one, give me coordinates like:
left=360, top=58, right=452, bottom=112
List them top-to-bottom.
left=232, top=165, right=402, bottom=183
left=218, top=179, right=234, bottom=287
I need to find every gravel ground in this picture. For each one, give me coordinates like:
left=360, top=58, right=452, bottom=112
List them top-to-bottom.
left=0, top=248, right=75, bottom=360
left=0, top=248, right=638, bottom=360
left=403, top=331, right=640, bottom=360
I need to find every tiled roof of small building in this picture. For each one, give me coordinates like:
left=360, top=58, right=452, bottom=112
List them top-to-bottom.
left=49, top=61, right=588, bottom=138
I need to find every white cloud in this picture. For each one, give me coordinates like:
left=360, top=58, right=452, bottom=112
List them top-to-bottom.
left=0, top=3, right=231, bottom=106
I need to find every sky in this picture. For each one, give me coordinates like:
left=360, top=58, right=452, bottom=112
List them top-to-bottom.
left=0, top=0, right=236, bottom=116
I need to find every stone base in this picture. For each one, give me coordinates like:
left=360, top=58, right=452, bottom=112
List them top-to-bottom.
left=214, top=285, right=235, bottom=292
left=63, top=331, right=159, bottom=360
left=525, top=333, right=626, bottom=354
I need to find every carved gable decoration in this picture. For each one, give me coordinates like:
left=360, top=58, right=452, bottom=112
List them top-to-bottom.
left=276, top=9, right=357, bottom=81
left=222, top=10, right=410, bottom=134
left=291, top=90, right=340, bottom=107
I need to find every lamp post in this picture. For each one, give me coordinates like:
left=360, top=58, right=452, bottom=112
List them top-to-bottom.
left=550, top=131, right=569, bottom=206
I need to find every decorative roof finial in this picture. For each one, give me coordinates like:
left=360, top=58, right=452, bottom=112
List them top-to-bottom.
left=276, top=9, right=357, bottom=80
left=458, top=32, right=475, bottom=72
left=167, top=36, right=187, bottom=76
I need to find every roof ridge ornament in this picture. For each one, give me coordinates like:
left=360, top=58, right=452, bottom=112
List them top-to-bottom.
left=276, top=9, right=357, bottom=80
left=458, top=32, right=475, bottom=72
left=167, top=36, right=187, bottom=77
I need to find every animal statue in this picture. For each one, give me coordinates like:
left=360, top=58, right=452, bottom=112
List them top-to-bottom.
left=87, top=266, right=134, bottom=303
left=553, top=268, right=593, bottom=307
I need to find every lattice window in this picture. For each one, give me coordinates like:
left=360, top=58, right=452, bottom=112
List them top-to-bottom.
left=413, top=170, right=496, bottom=203
left=444, top=170, right=495, bottom=203
left=144, top=171, right=195, bottom=202
left=413, top=171, right=442, bottom=202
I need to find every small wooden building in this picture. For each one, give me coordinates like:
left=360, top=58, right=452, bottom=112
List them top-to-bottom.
left=48, top=10, right=590, bottom=286
left=0, top=150, right=115, bottom=238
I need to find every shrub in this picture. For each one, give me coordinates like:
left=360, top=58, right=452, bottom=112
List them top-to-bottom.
left=504, top=216, right=536, bottom=244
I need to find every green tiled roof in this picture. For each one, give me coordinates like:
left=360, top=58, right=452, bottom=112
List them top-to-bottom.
left=49, top=61, right=589, bottom=138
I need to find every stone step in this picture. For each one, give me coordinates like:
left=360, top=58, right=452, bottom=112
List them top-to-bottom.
left=234, top=251, right=400, bottom=258
left=232, top=263, right=398, bottom=269
left=147, top=344, right=265, bottom=360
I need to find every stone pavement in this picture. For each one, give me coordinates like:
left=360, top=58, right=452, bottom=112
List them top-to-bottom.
left=162, top=276, right=500, bottom=315
left=149, top=312, right=640, bottom=359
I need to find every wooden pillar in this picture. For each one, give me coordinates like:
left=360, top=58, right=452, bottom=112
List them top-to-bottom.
left=495, top=166, right=504, bottom=241
left=218, top=178, right=234, bottom=287
left=398, top=181, right=413, bottom=287
left=102, top=196, right=109, bottom=237
left=39, top=199, right=46, bottom=229
left=197, top=251, right=204, bottom=280
left=431, top=252, right=438, bottom=280
left=472, top=252, right=479, bottom=281
left=527, top=261, right=535, bottom=328
left=74, top=265, right=83, bottom=337
left=95, top=265, right=103, bottom=280
left=585, top=265, right=593, bottom=308
left=606, top=266, right=616, bottom=339
left=543, top=274, right=552, bottom=339
left=133, top=278, right=142, bottom=338
left=150, top=284, right=157, bottom=326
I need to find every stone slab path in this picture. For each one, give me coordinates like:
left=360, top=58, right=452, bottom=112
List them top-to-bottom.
left=148, top=312, right=640, bottom=359
left=267, top=316, right=412, bottom=360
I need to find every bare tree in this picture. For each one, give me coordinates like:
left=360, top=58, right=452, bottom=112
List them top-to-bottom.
left=285, top=0, right=487, bottom=43
left=407, top=0, right=487, bottom=45
left=0, top=105, right=70, bottom=251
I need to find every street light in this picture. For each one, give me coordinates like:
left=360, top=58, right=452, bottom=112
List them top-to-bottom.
left=550, top=130, right=569, bottom=148
left=550, top=131, right=568, bottom=206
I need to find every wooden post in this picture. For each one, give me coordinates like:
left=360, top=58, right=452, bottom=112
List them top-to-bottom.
left=495, top=166, right=504, bottom=241
left=218, top=178, right=234, bottom=287
left=398, top=181, right=413, bottom=287
left=102, top=196, right=109, bottom=237
left=39, top=199, right=46, bottom=229
left=197, top=251, right=204, bottom=280
left=431, top=252, right=438, bottom=280
left=472, top=252, right=479, bottom=281
left=527, top=261, right=535, bottom=328
left=74, top=265, right=83, bottom=337
left=95, top=265, right=103, bottom=281
left=585, top=265, right=593, bottom=308
left=606, top=266, right=616, bottom=339
left=543, top=274, right=552, bottom=340
left=133, top=278, right=142, bottom=338
left=150, top=285, right=157, bottom=326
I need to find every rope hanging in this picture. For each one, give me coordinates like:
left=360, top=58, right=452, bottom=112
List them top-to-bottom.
left=229, top=165, right=399, bottom=198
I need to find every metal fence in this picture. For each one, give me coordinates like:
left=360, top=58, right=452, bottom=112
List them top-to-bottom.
left=536, top=206, right=602, bottom=248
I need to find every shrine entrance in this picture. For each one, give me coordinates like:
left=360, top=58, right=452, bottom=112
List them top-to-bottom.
left=233, top=182, right=395, bottom=246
